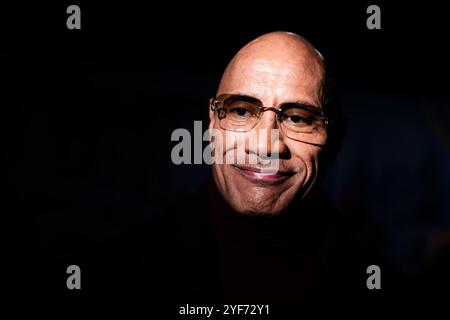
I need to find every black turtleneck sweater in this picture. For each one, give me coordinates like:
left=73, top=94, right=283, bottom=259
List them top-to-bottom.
left=135, top=177, right=380, bottom=300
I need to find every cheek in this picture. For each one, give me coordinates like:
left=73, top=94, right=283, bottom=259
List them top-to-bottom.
left=288, top=142, right=322, bottom=172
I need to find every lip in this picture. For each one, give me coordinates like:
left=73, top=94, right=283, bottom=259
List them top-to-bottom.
left=232, top=165, right=294, bottom=184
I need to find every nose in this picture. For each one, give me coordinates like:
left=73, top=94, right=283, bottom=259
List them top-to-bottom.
left=246, top=111, right=289, bottom=159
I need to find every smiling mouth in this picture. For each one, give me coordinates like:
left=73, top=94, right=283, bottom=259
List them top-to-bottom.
left=232, top=165, right=294, bottom=183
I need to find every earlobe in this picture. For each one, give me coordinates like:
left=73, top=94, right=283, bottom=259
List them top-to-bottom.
left=209, top=114, right=215, bottom=129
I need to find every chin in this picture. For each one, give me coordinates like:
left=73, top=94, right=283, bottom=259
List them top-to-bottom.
left=231, top=192, right=292, bottom=216
left=233, top=205, right=281, bottom=216
left=242, top=207, right=284, bottom=217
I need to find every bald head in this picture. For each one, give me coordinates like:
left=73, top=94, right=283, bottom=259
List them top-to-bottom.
left=218, top=31, right=326, bottom=107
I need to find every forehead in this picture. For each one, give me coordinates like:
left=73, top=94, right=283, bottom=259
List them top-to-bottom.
left=219, top=55, right=323, bottom=106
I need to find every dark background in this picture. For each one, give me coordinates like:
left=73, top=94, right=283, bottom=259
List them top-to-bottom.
left=2, top=2, right=450, bottom=295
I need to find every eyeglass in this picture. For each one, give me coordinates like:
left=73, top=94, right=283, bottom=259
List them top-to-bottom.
left=210, top=93, right=329, bottom=145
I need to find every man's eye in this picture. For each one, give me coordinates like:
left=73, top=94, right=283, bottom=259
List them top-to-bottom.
left=230, top=107, right=253, bottom=117
left=281, top=109, right=315, bottom=126
left=280, top=114, right=314, bottom=128
left=284, top=115, right=311, bottom=124
left=288, top=115, right=305, bottom=123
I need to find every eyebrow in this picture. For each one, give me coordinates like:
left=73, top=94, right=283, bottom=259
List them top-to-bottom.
left=225, top=93, right=261, bottom=104
left=230, top=93, right=322, bottom=115
left=281, top=101, right=323, bottom=115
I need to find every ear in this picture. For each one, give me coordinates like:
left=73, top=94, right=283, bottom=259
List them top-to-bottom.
left=208, top=98, right=216, bottom=130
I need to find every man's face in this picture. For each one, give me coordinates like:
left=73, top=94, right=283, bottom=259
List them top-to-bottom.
left=209, top=34, right=326, bottom=215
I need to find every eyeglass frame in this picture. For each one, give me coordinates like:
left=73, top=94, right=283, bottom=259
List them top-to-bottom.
left=209, top=93, right=330, bottom=133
